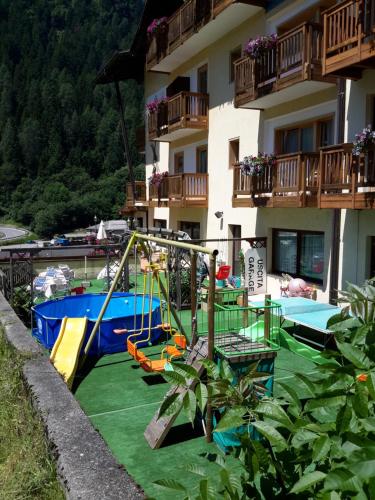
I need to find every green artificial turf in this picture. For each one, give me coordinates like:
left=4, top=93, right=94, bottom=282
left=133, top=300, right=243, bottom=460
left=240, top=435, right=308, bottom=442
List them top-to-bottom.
left=74, top=343, right=316, bottom=499
left=74, top=347, right=219, bottom=499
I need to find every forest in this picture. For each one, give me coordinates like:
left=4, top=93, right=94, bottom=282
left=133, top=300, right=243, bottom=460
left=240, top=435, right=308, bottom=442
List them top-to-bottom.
left=0, top=0, right=144, bottom=237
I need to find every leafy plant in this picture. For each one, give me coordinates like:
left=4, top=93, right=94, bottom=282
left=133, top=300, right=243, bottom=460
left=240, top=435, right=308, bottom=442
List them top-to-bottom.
left=147, top=17, right=168, bottom=35
left=244, top=34, right=277, bottom=59
left=352, top=125, right=375, bottom=156
left=239, top=153, right=276, bottom=177
left=169, top=268, right=191, bottom=308
left=156, top=281, right=375, bottom=498
left=11, top=287, right=32, bottom=328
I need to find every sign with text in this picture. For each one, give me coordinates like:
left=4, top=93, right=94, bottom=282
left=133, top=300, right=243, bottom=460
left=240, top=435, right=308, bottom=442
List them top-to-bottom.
left=244, top=246, right=267, bottom=295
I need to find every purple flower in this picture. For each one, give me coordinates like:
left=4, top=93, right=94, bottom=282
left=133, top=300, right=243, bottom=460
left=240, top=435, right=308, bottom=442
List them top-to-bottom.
left=147, top=17, right=168, bottom=35
left=244, top=34, right=277, bottom=59
left=352, top=125, right=375, bottom=156
left=240, top=153, right=276, bottom=176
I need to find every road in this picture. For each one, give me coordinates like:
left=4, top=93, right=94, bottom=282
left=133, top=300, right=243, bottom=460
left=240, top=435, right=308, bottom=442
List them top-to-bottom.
left=0, top=226, right=28, bottom=241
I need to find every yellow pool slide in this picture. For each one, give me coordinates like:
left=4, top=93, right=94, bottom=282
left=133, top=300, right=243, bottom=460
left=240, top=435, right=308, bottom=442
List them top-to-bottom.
left=50, top=317, right=88, bottom=389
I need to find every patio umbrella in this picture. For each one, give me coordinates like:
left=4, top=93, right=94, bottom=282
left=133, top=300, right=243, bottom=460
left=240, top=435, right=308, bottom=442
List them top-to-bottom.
left=96, top=220, right=107, bottom=240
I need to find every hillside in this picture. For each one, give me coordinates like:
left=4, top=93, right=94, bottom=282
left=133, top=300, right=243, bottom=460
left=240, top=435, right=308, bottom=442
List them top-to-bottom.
left=0, top=0, right=144, bottom=237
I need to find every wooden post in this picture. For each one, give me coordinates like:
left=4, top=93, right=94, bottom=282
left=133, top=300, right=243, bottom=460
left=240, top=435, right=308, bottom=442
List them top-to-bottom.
left=114, top=81, right=136, bottom=203
left=190, top=251, right=198, bottom=347
left=206, top=252, right=216, bottom=443
left=9, top=253, right=13, bottom=303
left=242, top=288, right=248, bottom=328
left=264, top=293, right=271, bottom=341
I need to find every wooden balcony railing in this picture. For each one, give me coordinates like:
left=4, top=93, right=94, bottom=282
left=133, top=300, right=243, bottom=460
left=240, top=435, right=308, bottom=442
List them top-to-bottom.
left=146, top=0, right=262, bottom=69
left=322, top=0, right=375, bottom=77
left=234, top=22, right=332, bottom=107
left=147, top=92, right=209, bottom=140
left=319, top=144, right=375, bottom=208
left=233, top=147, right=375, bottom=209
left=232, top=153, right=320, bottom=207
left=273, top=153, right=320, bottom=207
left=149, top=173, right=208, bottom=207
left=169, top=173, right=208, bottom=207
left=149, top=177, right=169, bottom=206
left=126, top=181, right=147, bottom=207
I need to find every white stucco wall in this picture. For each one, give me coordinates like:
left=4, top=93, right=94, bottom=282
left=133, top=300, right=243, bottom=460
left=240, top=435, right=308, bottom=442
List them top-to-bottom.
left=143, top=4, right=375, bottom=301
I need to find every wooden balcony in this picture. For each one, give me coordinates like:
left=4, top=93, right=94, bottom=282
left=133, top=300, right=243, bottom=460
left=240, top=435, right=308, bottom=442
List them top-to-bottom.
left=146, top=0, right=265, bottom=73
left=322, top=0, right=375, bottom=78
left=234, top=22, right=336, bottom=109
left=147, top=92, right=209, bottom=142
left=319, top=144, right=375, bottom=208
left=232, top=153, right=320, bottom=208
left=273, top=153, right=320, bottom=207
left=232, top=162, right=273, bottom=207
left=168, top=173, right=208, bottom=207
left=149, top=174, right=208, bottom=208
left=149, top=177, right=170, bottom=207
left=120, top=182, right=148, bottom=214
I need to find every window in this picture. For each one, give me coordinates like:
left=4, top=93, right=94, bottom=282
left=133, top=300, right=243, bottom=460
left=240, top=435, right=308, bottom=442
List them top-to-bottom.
left=229, top=46, right=242, bottom=83
left=197, top=64, right=208, bottom=94
left=276, top=117, right=334, bottom=154
left=229, top=138, right=240, bottom=168
left=196, top=145, right=208, bottom=173
left=174, top=152, right=184, bottom=174
left=154, top=219, right=167, bottom=229
left=179, top=221, right=200, bottom=239
left=273, top=229, right=324, bottom=283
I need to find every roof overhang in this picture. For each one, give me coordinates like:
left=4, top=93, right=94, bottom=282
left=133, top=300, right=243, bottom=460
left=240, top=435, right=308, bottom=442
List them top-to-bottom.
left=95, top=50, right=144, bottom=85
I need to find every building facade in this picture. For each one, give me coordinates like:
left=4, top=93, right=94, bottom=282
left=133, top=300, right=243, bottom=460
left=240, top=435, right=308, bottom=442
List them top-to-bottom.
left=102, top=0, right=375, bottom=303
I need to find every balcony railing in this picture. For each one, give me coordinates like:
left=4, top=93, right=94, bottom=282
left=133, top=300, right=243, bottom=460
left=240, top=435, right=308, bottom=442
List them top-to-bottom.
left=146, top=0, right=264, bottom=71
left=322, top=0, right=375, bottom=78
left=234, top=22, right=334, bottom=108
left=147, top=92, right=209, bottom=141
left=319, top=144, right=375, bottom=208
left=233, top=146, right=375, bottom=209
left=232, top=153, right=320, bottom=207
left=273, top=153, right=320, bottom=207
left=149, top=173, right=208, bottom=208
left=169, top=173, right=208, bottom=207
left=149, top=177, right=169, bottom=207
left=121, top=182, right=147, bottom=213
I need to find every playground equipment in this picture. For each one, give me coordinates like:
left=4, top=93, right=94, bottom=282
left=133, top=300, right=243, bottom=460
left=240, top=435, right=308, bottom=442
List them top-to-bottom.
left=125, top=262, right=187, bottom=372
left=50, top=317, right=88, bottom=389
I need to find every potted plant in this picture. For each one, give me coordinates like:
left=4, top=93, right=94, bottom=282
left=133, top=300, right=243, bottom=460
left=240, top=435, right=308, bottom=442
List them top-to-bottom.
left=147, top=17, right=168, bottom=37
left=244, top=34, right=277, bottom=59
left=145, top=96, right=168, bottom=114
left=352, top=125, right=375, bottom=156
left=239, top=153, right=276, bottom=176
left=149, top=170, right=168, bottom=206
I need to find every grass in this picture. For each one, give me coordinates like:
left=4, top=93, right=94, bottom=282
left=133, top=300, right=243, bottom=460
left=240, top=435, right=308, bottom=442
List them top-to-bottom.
left=0, top=327, right=64, bottom=500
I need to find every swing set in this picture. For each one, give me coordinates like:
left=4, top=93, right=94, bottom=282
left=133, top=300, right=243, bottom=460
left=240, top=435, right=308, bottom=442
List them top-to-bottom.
left=124, top=262, right=187, bottom=372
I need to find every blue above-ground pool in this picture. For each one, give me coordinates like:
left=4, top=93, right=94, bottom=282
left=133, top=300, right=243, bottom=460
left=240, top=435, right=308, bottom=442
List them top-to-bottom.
left=32, top=293, right=163, bottom=355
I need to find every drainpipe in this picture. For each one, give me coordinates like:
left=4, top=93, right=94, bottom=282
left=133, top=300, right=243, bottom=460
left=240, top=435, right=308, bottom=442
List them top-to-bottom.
left=329, top=79, right=346, bottom=304
left=114, top=81, right=136, bottom=203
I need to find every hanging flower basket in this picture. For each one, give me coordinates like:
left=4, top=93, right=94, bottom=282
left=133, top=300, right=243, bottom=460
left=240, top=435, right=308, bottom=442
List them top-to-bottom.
left=147, top=17, right=168, bottom=36
left=244, top=34, right=277, bottom=59
left=145, top=97, right=168, bottom=114
left=352, top=125, right=375, bottom=156
left=240, top=153, right=276, bottom=176
left=149, top=171, right=168, bottom=206
left=149, top=171, right=168, bottom=187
